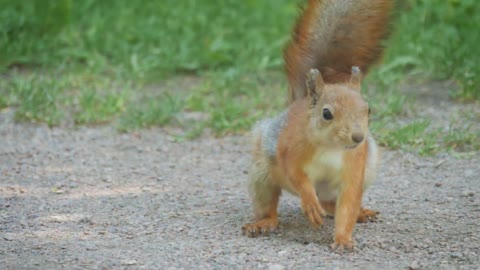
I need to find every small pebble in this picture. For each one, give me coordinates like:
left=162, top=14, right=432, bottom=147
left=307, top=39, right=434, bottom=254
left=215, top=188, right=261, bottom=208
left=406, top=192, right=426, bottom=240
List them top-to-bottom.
left=69, top=182, right=78, bottom=188
left=462, top=191, right=475, bottom=197
left=451, top=252, right=463, bottom=259
left=122, top=260, right=137, bottom=266
left=409, top=260, right=420, bottom=269
left=269, top=264, right=286, bottom=270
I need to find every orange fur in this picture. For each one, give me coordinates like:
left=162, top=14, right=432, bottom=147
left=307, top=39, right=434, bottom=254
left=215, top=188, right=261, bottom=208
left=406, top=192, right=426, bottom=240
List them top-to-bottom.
left=244, top=0, right=391, bottom=251
left=285, top=0, right=393, bottom=102
left=243, top=68, right=381, bottom=252
left=277, top=101, right=326, bottom=227
left=331, top=142, right=367, bottom=250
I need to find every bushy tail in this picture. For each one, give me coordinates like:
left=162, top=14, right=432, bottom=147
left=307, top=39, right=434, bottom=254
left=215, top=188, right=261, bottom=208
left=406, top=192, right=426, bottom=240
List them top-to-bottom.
left=284, top=0, right=393, bottom=103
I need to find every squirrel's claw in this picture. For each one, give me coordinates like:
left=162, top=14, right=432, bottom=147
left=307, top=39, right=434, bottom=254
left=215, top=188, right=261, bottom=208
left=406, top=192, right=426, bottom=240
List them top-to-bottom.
left=242, top=219, right=279, bottom=238
left=330, top=240, right=355, bottom=253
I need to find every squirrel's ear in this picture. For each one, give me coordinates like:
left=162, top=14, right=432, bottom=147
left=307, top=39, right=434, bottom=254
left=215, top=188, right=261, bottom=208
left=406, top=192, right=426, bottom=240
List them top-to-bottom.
left=349, top=66, right=362, bottom=92
left=350, top=66, right=362, bottom=92
left=306, top=69, right=324, bottom=106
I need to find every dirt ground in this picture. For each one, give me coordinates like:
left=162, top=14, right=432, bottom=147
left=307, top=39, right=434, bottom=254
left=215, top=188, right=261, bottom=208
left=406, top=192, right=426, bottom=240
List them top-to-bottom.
left=1, top=82, right=480, bottom=269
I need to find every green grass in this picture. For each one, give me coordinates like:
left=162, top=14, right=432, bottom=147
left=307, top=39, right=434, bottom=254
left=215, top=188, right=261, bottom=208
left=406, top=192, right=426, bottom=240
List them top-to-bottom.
left=0, top=0, right=296, bottom=131
left=1, top=0, right=479, bottom=155
left=1, top=0, right=297, bottom=77
left=382, top=0, right=480, bottom=100
left=185, top=71, right=285, bottom=136
left=1, top=72, right=131, bottom=126
left=4, top=74, right=65, bottom=126
left=75, top=84, right=127, bottom=125
left=118, top=93, right=184, bottom=132
left=0, top=95, right=7, bottom=109
left=372, top=120, right=438, bottom=156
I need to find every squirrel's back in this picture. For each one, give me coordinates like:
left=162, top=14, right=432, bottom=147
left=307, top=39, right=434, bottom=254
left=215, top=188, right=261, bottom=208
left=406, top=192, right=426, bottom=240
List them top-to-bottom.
left=284, top=0, right=393, bottom=102
left=251, top=110, right=288, bottom=158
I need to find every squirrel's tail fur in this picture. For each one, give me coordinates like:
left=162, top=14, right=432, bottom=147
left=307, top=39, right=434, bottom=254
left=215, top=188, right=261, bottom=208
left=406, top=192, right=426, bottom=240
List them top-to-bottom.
left=284, top=0, right=393, bottom=103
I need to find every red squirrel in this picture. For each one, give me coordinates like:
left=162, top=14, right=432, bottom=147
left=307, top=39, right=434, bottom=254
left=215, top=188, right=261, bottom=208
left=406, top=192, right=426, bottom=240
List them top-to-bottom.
left=242, top=0, right=392, bottom=251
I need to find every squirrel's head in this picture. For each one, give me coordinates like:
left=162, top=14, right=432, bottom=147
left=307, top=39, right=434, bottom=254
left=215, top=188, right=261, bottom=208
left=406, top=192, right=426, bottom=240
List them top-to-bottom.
left=306, top=67, right=370, bottom=149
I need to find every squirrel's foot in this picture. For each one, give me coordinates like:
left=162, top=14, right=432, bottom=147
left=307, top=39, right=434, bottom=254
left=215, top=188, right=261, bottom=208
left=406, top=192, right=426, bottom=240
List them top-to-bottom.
left=301, top=196, right=326, bottom=227
left=357, top=208, right=379, bottom=223
left=242, top=218, right=278, bottom=238
left=330, top=237, right=355, bottom=253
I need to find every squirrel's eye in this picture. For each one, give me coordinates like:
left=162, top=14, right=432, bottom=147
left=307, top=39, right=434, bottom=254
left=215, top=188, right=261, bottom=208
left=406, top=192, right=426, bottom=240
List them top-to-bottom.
left=323, top=108, right=333, bottom=120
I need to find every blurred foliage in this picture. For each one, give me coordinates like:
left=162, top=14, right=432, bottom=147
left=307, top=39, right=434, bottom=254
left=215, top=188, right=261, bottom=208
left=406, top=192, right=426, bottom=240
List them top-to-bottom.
left=0, top=0, right=478, bottom=154
left=0, top=0, right=299, bottom=77
left=1, top=0, right=479, bottom=99
left=383, top=0, right=480, bottom=99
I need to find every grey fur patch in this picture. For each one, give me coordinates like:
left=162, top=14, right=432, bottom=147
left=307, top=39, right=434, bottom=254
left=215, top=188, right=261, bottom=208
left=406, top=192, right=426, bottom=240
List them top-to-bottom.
left=254, top=110, right=288, bottom=158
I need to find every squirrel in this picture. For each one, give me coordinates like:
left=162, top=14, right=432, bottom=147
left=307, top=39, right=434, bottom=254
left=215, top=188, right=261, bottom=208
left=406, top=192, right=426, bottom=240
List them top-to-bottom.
left=241, top=0, right=392, bottom=251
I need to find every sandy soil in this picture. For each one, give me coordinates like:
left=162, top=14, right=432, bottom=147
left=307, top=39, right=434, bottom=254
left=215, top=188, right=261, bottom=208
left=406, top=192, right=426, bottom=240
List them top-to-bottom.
left=1, top=80, right=480, bottom=269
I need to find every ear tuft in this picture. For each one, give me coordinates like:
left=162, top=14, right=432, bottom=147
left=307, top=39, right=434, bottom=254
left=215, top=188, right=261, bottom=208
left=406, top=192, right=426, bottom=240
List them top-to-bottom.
left=350, top=66, right=362, bottom=91
left=351, top=66, right=361, bottom=75
left=306, top=68, right=324, bottom=106
left=306, top=69, right=319, bottom=93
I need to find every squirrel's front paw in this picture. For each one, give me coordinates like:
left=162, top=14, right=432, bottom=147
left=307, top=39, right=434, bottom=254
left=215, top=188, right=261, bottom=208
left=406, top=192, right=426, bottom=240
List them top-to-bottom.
left=301, top=196, right=326, bottom=227
left=242, top=218, right=278, bottom=238
left=331, top=237, right=355, bottom=253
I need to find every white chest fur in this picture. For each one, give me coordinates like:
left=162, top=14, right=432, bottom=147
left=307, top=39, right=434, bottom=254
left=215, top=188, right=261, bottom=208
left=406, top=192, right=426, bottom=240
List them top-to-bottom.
left=303, top=149, right=344, bottom=201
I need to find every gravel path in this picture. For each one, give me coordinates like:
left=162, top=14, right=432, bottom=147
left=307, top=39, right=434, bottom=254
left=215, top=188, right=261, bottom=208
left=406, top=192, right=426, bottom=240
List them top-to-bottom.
left=1, top=107, right=479, bottom=269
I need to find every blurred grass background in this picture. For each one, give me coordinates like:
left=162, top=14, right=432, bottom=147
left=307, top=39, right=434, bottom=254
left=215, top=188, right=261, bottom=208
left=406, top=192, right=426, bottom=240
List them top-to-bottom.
left=0, top=0, right=479, bottom=154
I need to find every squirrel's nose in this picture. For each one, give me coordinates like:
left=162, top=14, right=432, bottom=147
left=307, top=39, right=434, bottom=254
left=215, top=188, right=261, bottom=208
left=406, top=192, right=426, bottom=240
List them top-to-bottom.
left=352, top=133, right=364, bottom=143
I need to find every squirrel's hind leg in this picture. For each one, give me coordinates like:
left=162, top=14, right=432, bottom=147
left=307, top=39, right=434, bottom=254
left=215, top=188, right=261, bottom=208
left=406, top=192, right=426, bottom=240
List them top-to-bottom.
left=242, top=158, right=281, bottom=238
left=356, top=208, right=379, bottom=223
